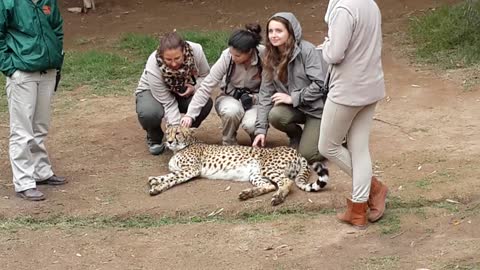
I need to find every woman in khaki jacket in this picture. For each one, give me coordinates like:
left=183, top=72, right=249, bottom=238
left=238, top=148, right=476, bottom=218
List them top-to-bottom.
left=318, top=0, right=388, bottom=229
left=181, top=24, right=264, bottom=145
left=135, top=32, right=213, bottom=155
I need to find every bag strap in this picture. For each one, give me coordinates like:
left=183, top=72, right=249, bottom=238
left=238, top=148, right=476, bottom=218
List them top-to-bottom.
left=222, top=48, right=262, bottom=95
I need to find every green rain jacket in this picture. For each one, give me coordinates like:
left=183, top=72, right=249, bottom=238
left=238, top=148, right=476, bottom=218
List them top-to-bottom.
left=0, top=0, right=63, bottom=77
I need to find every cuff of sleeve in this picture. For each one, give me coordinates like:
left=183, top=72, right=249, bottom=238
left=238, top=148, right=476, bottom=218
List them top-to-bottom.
left=290, top=91, right=302, bottom=107
left=184, top=113, right=196, bottom=121
left=255, top=128, right=267, bottom=136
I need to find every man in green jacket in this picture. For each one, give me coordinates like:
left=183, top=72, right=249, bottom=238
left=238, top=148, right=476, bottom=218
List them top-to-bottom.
left=1, top=0, right=66, bottom=201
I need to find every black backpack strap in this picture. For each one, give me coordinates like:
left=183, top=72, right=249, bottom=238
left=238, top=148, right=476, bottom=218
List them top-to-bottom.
left=222, top=56, right=236, bottom=96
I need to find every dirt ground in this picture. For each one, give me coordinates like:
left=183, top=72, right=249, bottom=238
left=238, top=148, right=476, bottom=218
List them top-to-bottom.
left=1, top=0, right=479, bottom=269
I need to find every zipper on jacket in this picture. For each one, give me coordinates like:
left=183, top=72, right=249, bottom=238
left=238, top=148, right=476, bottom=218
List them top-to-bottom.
left=33, top=2, right=52, bottom=68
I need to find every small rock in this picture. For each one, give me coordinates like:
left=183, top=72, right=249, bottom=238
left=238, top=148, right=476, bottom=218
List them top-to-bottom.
left=67, top=7, right=82, bottom=13
left=445, top=199, right=459, bottom=204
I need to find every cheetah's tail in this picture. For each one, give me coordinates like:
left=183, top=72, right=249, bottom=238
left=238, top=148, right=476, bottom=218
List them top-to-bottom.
left=292, top=157, right=329, bottom=192
left=311, top=161, right=329, bottom=189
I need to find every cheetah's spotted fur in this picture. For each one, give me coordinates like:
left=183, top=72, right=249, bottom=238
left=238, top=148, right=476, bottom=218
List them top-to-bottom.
left=148, top=125, right=329, bottom=205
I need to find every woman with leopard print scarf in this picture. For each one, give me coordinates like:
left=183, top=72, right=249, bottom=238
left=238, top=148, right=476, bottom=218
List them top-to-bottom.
left=134, top=32, right=213, bottom=155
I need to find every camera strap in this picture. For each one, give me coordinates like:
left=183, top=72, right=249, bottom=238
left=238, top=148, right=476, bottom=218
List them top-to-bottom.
left=222, top=48, right=262, bottom=96
left=223, top=57, right=236, bottom=96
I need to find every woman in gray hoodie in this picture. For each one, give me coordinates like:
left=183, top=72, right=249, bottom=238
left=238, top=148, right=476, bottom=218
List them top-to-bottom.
left=318, top=0, right=388, bottom=229
left=252, top=12, right=329, bottom=165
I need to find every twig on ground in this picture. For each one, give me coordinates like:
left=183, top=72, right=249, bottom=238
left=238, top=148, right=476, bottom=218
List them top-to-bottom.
left=373, top=117, right=416, bottom=141
left=390, top=230, right=405, bottom=239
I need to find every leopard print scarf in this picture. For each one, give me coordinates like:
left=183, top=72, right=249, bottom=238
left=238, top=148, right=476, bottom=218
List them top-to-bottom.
left=156, top=43, right=197, bottom=93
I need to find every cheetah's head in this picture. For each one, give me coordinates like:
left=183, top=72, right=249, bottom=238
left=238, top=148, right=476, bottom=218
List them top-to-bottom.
left=165, top=125, right=198, bottom=152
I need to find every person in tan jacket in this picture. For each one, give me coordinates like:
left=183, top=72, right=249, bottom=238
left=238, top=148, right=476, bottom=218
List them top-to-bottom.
left=318, top=0, right=388, bottom=229
left=180, top=24, right=264, bottom=145
left=135, top=32, right=213, bottom=155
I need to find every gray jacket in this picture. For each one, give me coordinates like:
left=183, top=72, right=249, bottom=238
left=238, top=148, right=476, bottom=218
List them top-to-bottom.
left=255, top=12, right=328, bottom=135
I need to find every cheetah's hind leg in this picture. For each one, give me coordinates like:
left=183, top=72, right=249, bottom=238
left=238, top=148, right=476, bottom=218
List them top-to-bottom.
left=238, top=174, right=277, bottom=201
left=271, top=176, right=294, bottom=206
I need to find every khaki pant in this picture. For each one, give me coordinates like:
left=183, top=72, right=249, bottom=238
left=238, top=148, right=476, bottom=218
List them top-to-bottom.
left=6, top=70, right=56, bottom=192
left=136, top=90, right=213, bottom=144
left=215, top=95, right=257, bottom=145
left=318, top=99, right=377, bottom=202
left=269, top=104, right=325, bottom=163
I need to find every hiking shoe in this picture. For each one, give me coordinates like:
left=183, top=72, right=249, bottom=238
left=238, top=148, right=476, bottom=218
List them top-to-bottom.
left=149, top=143, right=165, bottom=155
left=37, top=174, right=67, bottom=185
left=16, top=188, right=45, bottom=201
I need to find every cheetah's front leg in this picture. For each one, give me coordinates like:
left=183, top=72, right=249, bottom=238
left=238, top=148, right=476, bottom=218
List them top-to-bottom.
left=148, top=167, right=201, bottom=196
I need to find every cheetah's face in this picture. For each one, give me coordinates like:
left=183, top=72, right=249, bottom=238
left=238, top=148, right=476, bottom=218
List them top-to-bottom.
left=165, top=125, right=195, bottom=151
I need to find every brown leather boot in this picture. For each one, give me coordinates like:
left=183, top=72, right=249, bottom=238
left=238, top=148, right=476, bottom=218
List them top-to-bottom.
left=368, top=176, right=388, bottom=222
left=337, top=198, right=368, bottom=229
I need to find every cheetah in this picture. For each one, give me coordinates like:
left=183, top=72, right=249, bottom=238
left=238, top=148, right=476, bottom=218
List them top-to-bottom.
left=148, top=125, right=329, bottom=205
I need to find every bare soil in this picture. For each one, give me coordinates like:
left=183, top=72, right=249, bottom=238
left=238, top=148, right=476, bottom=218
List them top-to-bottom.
left=0, top=0, right=479, bottom=269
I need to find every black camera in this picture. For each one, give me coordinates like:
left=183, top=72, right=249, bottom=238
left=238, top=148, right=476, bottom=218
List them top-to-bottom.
left=177, top=85, right=187, bottom=94
left=233, top=88, right=253, bottom=111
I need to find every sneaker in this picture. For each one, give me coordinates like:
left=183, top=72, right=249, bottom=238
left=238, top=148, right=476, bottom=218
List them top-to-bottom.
left=149, top=143, right=165, bottom=155
left=37, top=174, right=67, bottom=185
left=16, top=188, right=45, bottom=201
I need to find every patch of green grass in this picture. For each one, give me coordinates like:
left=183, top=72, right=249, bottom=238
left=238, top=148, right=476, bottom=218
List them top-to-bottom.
left=409, top=0, right=480, bottom=68
left=117, top=31, right=229, bottom=65
left=181, top=31, right=229, bottom=64
left=117, top=33, right=159, bottom=59
left=61, top=50, right=143, bottom=95
left=0, top=76, right=6, bottom=113
left=415, top=178, right=433, bottom=190
left=387, top=196, right=430, bottom=209
left=433, top=201, right=460, bottom=213
left=0, top=206, right=335, bottom=231
left=378, top=213, right=402, bottom=235
left=355, top=256, right=400, bottom=270
left=441, top=261, right=480, bottom=270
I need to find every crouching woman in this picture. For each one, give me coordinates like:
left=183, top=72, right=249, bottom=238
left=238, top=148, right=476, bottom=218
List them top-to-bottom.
left=252, top=12, right=328, bottom=165
left=181, top=24, right=264, bottom=145
left=135, top=32, right=213, bottom=154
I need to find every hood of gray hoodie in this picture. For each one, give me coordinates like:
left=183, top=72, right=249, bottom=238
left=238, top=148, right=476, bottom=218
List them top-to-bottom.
left=270, top=12, right=302, bottom=44
left=270, top=12, right=303, bottom=60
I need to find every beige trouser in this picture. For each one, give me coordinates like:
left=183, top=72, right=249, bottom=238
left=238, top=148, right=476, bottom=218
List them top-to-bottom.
left=6, top=69, right=56, bottom=192
left=215, top=95, right=257, bottom=145
left=318, top=98, right=377, bottom=202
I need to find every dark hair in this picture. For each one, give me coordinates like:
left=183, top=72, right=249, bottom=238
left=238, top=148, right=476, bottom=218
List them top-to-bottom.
left=264, top=17, right=295, bottom=83
left=227, top=23, right=262, bottom=53
left=157, top=31, right=186, bottom=58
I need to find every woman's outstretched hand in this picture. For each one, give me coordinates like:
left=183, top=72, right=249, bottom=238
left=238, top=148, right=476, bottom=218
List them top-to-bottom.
left=180, top=116, right=193, bottom=127
left=252, top=134, right=266, bottom=148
